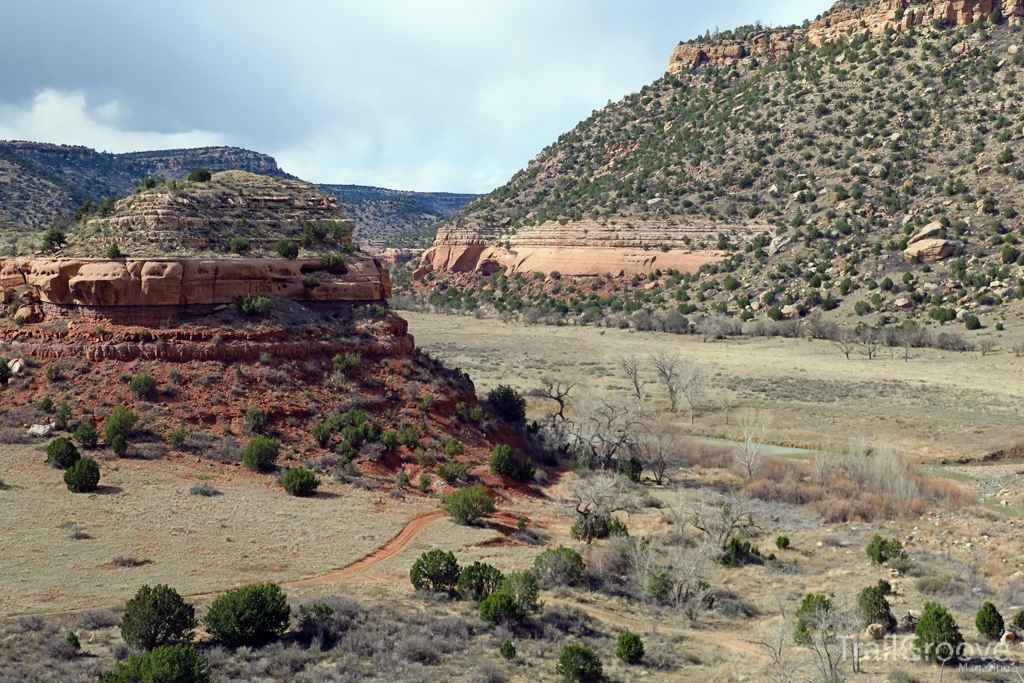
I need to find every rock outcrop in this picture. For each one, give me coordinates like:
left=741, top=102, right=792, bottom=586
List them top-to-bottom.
left=904, top=238, right=956, bottom=262
left=1, top=256, right=391, bottom=324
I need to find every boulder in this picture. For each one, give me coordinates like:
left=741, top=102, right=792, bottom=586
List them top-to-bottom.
left=868, top=164, right=886, bottom=178
left=908, top=222, right=944, bottom=245
left=904, top=239, right=955, bottom=263
left=893, top=298, right=912, bottom=309
left=781, top=304, right=801, bottom=320
left=14, top=305, right=36, bottom=323
left=7, top=358, right=24, bottom=374
left=27, top=424, right=51, bottom=437
left=864, top=623, right=887, bottom=640
left=1002, top=631, right=1017, bottom=643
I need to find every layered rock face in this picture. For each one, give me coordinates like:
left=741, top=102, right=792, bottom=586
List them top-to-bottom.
left=422, top=219, right=760, bottom=277
left=1, top=256, right=391, bottom=324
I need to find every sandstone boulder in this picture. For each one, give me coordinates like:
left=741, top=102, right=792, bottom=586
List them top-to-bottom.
left=908, top=222, right=944, bottom=245
left=905, top=239, right=955, bottom=263
left=893, top=298, right=912, bottom=309
left=781, top=304, right=801, bottom=320
left=14, top=305, right=36, bottom=323
left=27, top=424, right=51, bottom=437
left=864, top=624, right=887, bottom=640
left=1002, top=631, right=1017, bottom=643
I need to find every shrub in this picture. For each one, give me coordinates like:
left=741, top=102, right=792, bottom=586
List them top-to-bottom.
left=186, top=168, right=212, bottom=182
left=41, top=227, right=67, bottom=253
left=229, top=237, right=251, bottom=254
left=274, top=239, right=299, bottom=259
left=106, top=244, right=122, bottom=259
left=238, top=294, right=274, bottom=316
left=965, top=315, right=981, bottom=330
left=332, top=352, right=361, bottom=374
left=0, top=359, right=10, bottom=385
left=46, top=365, right=63, bottom=382
left=129, top=373, right=158, bottom=399
left=487, top=385, right=527, bottom=425
left=53, top=400, right=73, bottom=430
left=104, top=405, right=138, bottom=445
left=243, top=406, right=266, bottom=433
left=398, top=425, right=419, bottom=449
left=169, top=426, right=187, bottom=448
left=379, top=430, right=398, bottom=451
left=110, top=435, right=128, bottom=457
left=243, top=436, right=279, bottom=471
left=47, top=437, right=81, bottom=469
left=444, top=439, right=464, bottom=457
left=489, top=444, right=535, bottom=482
left=64, top=459, right=100, bottom=493
left=436, top=461, right=468, bottom=483
left=282, top=467, right=320, bottom=497
left=418, top=473, right=431, bottom=492
left=189, top=483, right=220, bottom=496
left=444, top=486, right=495, bottom=525
left=866, top=534, right=907, bottom=565
left=775, top=535, right=790, bottom=550
left=720, top=536, right=764, bottom=566
left=533, top=546, right=585, bottom=588
left=409, top=549, right=460, bottom=593
left=457, top=561, right=505, bottom=601
left=500, top=571, right=541, bottom=615
left=858, top=581, right=897, bottom=633
left=203, top=583, right=290, bottom=647
left=120, top=584, right=197, bottom=651
left=479, top=591, right=523, bottom=625
left=794, top=593, right=833, bottom=644
left=914, top=601, right=963, bottom=663
left=976, top=602, right=1004, bottom=640
left=1013, top=610, right=1024, bottom=631
left=616, top=629, right=644, bottom=664
left=67, top=630, right=80, bottom=651
left=500, top=639, right=516, bottom=660
left=103, top=644, right=210, bottom=683
left=556, top=644, right=602, bottom=683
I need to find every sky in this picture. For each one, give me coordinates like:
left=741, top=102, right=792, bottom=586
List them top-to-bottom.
left=0, top=1, right=831, bottom=193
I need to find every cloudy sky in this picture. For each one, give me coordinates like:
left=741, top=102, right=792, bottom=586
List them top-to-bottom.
left=0, top=1, right=830, bottom=193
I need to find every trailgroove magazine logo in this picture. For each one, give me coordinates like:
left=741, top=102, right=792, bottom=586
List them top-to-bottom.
left=839, top=635, right=1014, bottom=664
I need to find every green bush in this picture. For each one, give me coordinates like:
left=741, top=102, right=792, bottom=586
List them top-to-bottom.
left=187, top=168, right=212, bottom=182
left=41, top=227, right=67, bottom=253
left=229, top=237, right=251, bottom=254
left=274, top=239, right=299, bottom=259
left=106, top=244, right=122, bottom=259
left=238, top=294, right=274, bottom=317
left=965, top=315, right=981, bottom=330
left=332, top=353, right=361, bottom=374
left=0, top=359, right=10, bottom=385
left=46, top=365, right=63, bottom=382
left=129, top=373, right=158, bottom=399
left=487, top=385, right=527, bottom=425
left=39, top=396, right=54, bottom=412
left=53, top=401, right=73, bottom=430
left=104, top=405, right=138, bottom=445
left=243, top=406, right=266, bottom=433
left=74, top=423, right=98, bottom=449
left=398, top=425, right=419, bottom=449
left=169, top=426, right=187, bottom=448
left=380, top=430, right=398, bottom=451
left=110, top=435, right=128, bottom=457
left=243, top=436, right=279, bottom=471
left=47, top=437, right=81, bottom=469
left=444, top=439, right=464, bottom=457
left=489, top=444, right=535, bottom=482
left=64, top=459, right=100, bottom=493
left=436, top=461, right=468, bottom=483
left=282, top=467, right=319, bottom=497
left=418, top=474, right=431, bottom=492
left=443, top=486, right=495, bottom=525
left=866, top=534, right=907, bottom=565
left=775, top=535, right=790, bottom=550
left=720, top=536, right=764, bottom=566
left=532, top=546, right=585, bottom=588
left=409, top=549, right=460, bottom=593
left=457, top=561, right=504, bottom=601
left=500, top=571, right=541, bottom=615
left=857, top=581, right=897, bottom=633
left=203, top=583, right=290, bottom=647
left=120, top=584, right=197, bottom=651
left=479, top=591, right=523, bottom=625
left=794, top=593, right=833, bottom=644
left=914, top=601, right=964, bottom=663
left=976, top=601, right=1004, bottom=640
left=1013, top=610, right=1024, bottom=631
left=616, top=629, right=644, bottom=664
left=67, top=630, right=80, bottom=650
left=499, top=639, right=516, bottom=660
left=556, top=644, right=602, bottom=683
left=103, top=645, right=210, bottom=683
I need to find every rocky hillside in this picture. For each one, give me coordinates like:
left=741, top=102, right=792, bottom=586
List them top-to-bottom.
left=406, top=0, right=1024, bottom=331
left=319, top=184, right=477, bottom=248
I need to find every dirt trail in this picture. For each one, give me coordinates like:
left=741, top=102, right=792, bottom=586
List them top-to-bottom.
left=286, top=512, right=448, bottom=587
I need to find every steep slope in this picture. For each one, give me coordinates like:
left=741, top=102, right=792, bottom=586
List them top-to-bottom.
left=404, top=0, right=1024, bottom=330
left=319, top=184, right=478, bottom=248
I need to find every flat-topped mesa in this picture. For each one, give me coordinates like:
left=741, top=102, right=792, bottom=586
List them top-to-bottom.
left=669, top=1, right=1024, bottom=74
left=68, top=170, right=356, bottom=258
left=0, top=256, right=392, bottom=325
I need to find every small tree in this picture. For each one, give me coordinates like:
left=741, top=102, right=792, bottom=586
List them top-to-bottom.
left=187, top=168, right=212, bottom=182
left=41, top=227, right=67, bottom=253
left=229, top=237, right=251, bottom=254
left=274, top=239, right=299, bottom=259
left=106, top=244, right=122, bottom=259
left=238, top=295, right=274, bottom=316
left=0, top=359, right=10, bottom=385
left=129, top=373, right=158, bottom=399
left=487, top=385, right=527, bottom=426
left=104, top=405, right=138, bottom=446
left=243, top=406, right=267, bottom=433
left=74, top=423, right=98, bottom=449
left=110, top=435, right=128, bottom=457
left=243, top=436, right=279, bottom=471
left=47, top=437, right=81, bottom=469
left=489, top=444, right=535, bottom=482
left=64, top=459, right=100, bottom=493
left=282, top=468, right=319, bottom=497
left=444, top=486, right=496, bottom=525
left=866, top=534, right=907, bottom=565
left=532, top=546, right=585, bottom=588
left=409, top=549, right=460, bottom=593
left=457, top=561, right=504, bottom=601
left=501, top=571, right=541, bottom=615
left=857, top=581, right=896, bottom=633
left=203, top=583, right=290, bottom=647
left=121, top=585, right=197, bottom=651
left=479, top=591, right=523, bottom=625
left=914, top=601, right=964, bottom=664
left=976, top=602, right=1004, bottom=640
left=616, top=629, right=644, bottom=664
left=499, top=640, right=516, bottom=660
left=556, top=644, right=602, bottom=683
left=103, top=645, right=210, bottom=683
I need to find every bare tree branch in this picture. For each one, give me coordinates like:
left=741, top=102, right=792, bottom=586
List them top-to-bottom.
left=616, top=354, right=649, bottom=410
left=528, top=375, right=577, bottom=426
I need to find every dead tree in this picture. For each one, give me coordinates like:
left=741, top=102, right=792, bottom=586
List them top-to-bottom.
left=831, top=327, right=857, bottom=360
left=650, top=353, right=681, bottom=412
left=616, top=354, right=649, bottom=409
left=679, top=363, right=707, bottom=425
left=529, top=376, right=577, bottom=426
left=566, top=395, right=646, bottom=470
left=736, top=410, right=772, bottom=478
left=632, top=431, right=682, bottom=485
left=557, top=471, right=638, bottom=543
left=688, top=492, right=758, bottom=550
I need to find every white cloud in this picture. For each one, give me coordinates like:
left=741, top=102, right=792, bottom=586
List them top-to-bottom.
left=0, top=89, right=222, bottom=153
